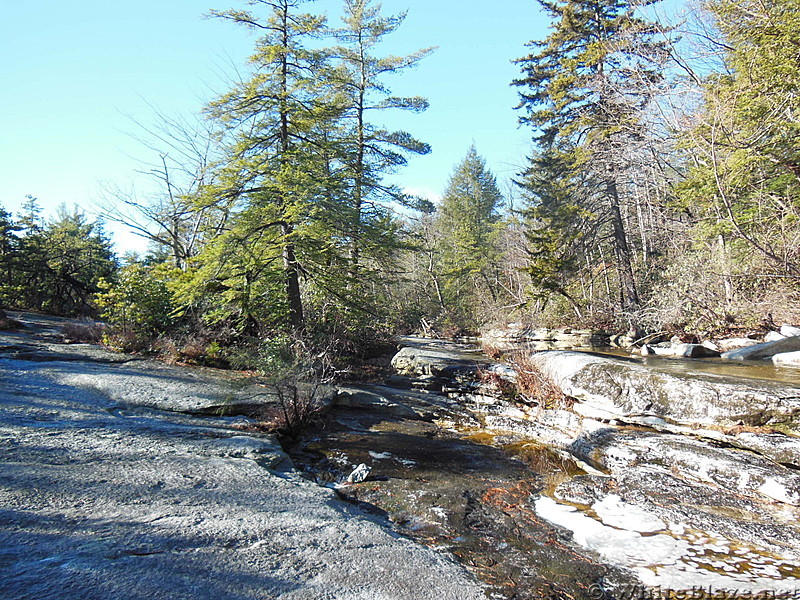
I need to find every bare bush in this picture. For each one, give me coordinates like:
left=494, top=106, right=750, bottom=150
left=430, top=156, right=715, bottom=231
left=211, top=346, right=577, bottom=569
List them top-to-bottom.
left=60, top=320, right=106, bottom=343
left=508, top=352, right=575, bottom=410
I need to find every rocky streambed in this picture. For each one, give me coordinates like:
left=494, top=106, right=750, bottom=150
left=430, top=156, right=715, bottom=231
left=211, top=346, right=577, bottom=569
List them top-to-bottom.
left=290, top=339, right=800, bottom=599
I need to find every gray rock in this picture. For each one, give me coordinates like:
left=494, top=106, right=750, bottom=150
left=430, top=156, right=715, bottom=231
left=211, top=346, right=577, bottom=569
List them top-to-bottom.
left=781, top=324, right=800, bottom=338
left=481, top=326, right=610, bottom=352
left=0, top=327, right=486, bottom=600
left=765, top=331, right=787, bottom=343
left=722, top=335, right=800, bottom=360
left=715, top=337, right=761, bottom=352
left=640, top=343, right=720, bottom=358
left=391, top=346, right=485, bottom=378
left=773, top=350, right=800, bottom=368
left=528, top=351, right=800, bottom=426
left=334, top=387, right=423, bottom=419
left=575, top=430, right=800, bottom=504
left=346, top=463, right=371, bottom=484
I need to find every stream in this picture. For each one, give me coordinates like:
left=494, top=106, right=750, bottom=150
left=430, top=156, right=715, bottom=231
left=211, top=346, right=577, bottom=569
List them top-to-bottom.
left=288, top=338, right=800, bottom=600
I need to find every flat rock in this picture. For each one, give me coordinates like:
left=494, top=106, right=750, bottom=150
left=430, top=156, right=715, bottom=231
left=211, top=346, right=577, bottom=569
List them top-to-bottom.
left=0, top=327, right=486, bottom=600
left=722, top=335, right=800, bottom=360
left=715, top=337, right=761, bottom=352
left=641, top=343, right=720, bottom=358
left=391, top=345, right=485, bottom=378
left=773, top=350, right=800, bottom=368
left=528, top=351, right=800, bottom=426
left=334, top=386, right=424, bottom=419
left=572, top=429, right=800, bottom=506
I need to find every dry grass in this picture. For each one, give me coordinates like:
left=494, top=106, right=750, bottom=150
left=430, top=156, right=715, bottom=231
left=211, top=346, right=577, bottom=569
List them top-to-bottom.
left=508, top=352, right=575, bottom=410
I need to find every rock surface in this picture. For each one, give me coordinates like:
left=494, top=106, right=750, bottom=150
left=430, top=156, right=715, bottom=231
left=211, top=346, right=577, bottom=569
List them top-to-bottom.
left=0, top=314, right=486, bottom=600
left=782, top=324, right=800, bottom=338
left=481, top=325, right=610, bottom=351
left=721, top=335, right=800, bottom=360
left=640, top=342, right=720, bottom=358
left=528, top=350, right=800, bottom=426
left=774, top=350, right=800, bottom=368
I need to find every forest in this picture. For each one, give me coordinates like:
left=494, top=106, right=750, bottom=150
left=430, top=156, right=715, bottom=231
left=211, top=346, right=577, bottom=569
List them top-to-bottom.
left=1, top=0, right=799, bottom=371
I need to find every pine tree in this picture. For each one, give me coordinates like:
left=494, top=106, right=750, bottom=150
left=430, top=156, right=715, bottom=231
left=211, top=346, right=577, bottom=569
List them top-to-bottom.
left=203, top=0, right=337, bottom=332
left=330, top=0, right=433, bottom=280
left=514, top=0, right=670, bottom=315
left=677, top=0, right=800, bottom=277
left=435, top=145, right=504, bottom=327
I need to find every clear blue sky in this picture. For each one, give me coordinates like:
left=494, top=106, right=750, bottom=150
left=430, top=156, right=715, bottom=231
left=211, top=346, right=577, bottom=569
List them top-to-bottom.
left=0, top=0, right=677, bottom=252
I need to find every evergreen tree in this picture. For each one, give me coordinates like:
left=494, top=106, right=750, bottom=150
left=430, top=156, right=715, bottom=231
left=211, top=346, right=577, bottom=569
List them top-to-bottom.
left=202, top=0, right=337, bottom=332
left=330, top=0, right=433, bottom=279
left=514, top=0, right=670, bottom=315
left=677, top=0, right=800, bottom=277
left=434, top=145, right=504, bottom=327
left=0, top=204, right=21, bottom=306
left=16, top=205, right=116, bottom=315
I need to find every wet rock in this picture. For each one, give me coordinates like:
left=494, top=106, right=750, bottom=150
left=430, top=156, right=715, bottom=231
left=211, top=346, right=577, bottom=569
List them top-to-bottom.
left=481, top=325, right=610, bottom=351
left=722, top=335, right=800, bottom=360
left=640, top=343, right=720, bottom=358
left=529, top=351, right=800, bottom=427
left=773, top=351, right=800, bottom=368
left=384, top=374, right=415, bottom=389
left=334, top=387, right=424, bottom=420
left=346, top=463, right=371, bottom=483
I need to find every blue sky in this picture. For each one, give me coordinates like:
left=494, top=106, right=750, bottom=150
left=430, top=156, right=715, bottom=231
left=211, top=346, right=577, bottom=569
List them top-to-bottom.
left=0, top=0, right=679, bottom=252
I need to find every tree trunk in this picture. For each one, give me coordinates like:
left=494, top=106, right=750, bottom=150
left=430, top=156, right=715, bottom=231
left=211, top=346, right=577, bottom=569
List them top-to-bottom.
left=606, top=178, right=640, bottom=312
left=282, top=222, right=305, bottom=331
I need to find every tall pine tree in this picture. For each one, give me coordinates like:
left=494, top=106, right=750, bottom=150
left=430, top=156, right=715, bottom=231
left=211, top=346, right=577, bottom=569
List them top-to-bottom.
left=514, top=0, right=669, bottom=316
left=435, top=145, right=504, bottom=328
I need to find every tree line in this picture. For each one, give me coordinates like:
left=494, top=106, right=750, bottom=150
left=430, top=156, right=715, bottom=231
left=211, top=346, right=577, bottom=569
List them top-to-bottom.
left=3, top=0, right=799, bottom=363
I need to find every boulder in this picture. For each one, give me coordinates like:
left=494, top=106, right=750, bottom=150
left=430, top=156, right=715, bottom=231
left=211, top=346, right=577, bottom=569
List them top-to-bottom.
left=781, top=324, right=800, bottom=338
left=480, top=325, right=610, bottom=350
left=765, top=331, right=787, bottom=343
left=721, top=335, right=800, bottom=360
left=715, top=337, right=760, bottom=352
left=640, top=343, right=720, bottom=358
left=391, top=346, right=485, bottom=378
left=528, top=351, right=800, bottom=427
left=773, top=351, right=800, bottom=368
left=570, top=429, right=800, bottom=506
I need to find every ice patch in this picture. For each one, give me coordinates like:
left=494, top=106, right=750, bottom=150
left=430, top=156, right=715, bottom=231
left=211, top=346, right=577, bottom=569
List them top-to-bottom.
left=369, top=451, right=392, bottom=460
left=591, top=494, right=666, bottom=533
left=535, top=496, right=800, bottom=593
left=534, top=497, right=687, bottom=566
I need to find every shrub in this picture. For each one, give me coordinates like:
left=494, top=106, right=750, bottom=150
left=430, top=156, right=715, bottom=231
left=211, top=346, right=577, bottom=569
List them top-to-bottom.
left=95, top=263, right=177, bottom=337
left=60, top=320, right=106, bottom=343
left=508, top=352, right=575, bottom=410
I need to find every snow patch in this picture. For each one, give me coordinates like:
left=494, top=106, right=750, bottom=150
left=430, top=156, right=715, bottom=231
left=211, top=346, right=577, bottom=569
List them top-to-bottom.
left=591, top=494, right=666, bottom=533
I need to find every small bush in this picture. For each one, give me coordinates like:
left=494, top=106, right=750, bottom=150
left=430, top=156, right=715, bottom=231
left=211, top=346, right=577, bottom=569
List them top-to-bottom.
left=60, top=320, right=106, bottom=343
left=101, top=328, right=152, bottom=354
left=508, top=352, right=575, bottom=410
